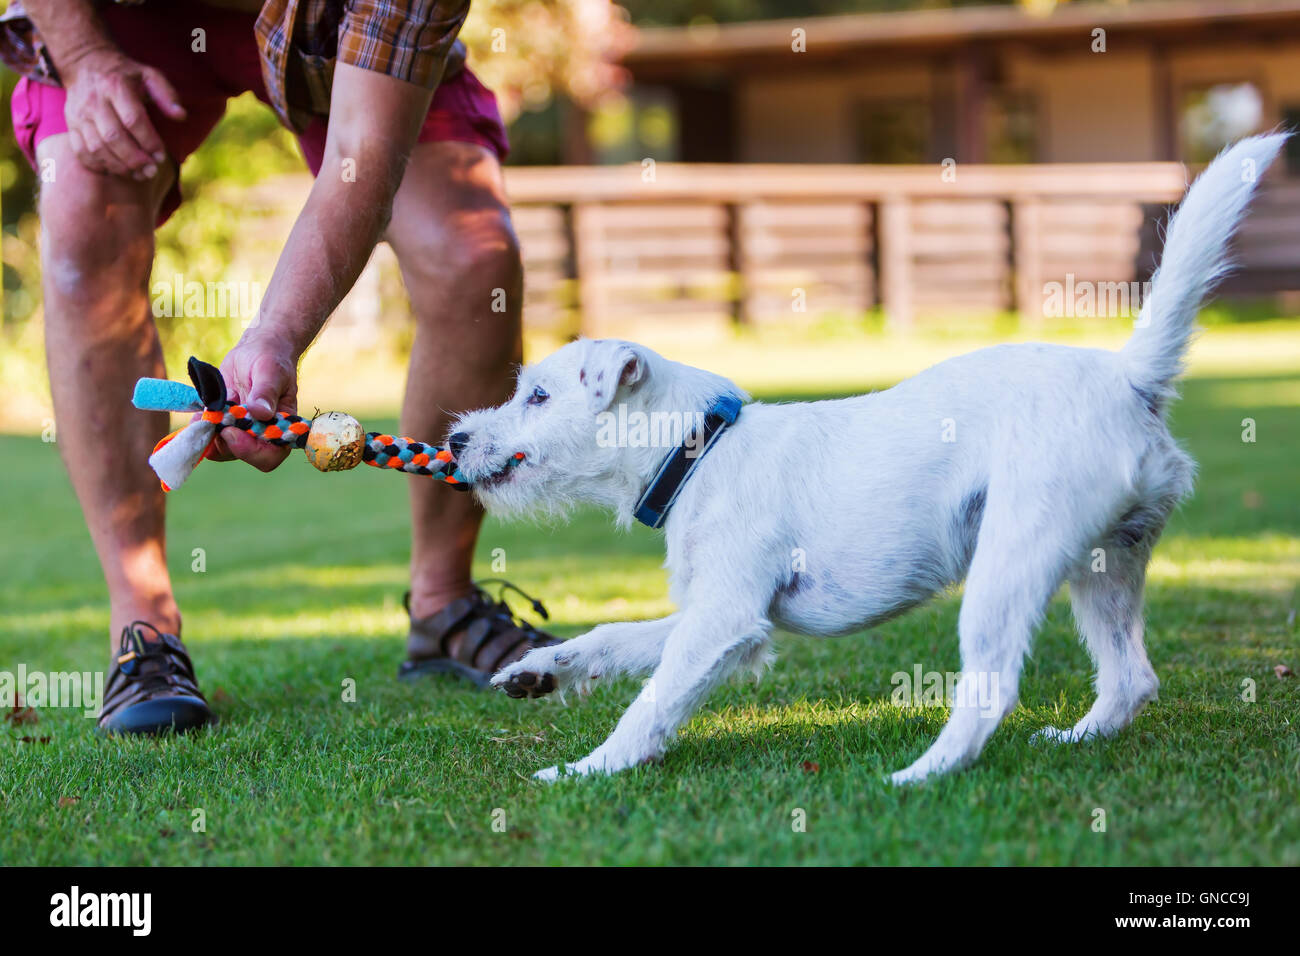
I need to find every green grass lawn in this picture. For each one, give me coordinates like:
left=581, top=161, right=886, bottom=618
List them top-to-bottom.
left=1, top=327, right=1298, bottom=865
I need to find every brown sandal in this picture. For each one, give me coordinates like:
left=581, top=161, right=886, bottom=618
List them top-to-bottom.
left=398, top=580, right=560, bottom=688
left=99, top=622, right=215, bottom=735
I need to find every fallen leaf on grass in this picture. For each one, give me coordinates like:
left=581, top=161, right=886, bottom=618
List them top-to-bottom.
left=5, top=705, right=37, bottom=726
left=19, top=736, right=50, bottom=744
left=801, top=760, right=820, bottom=773
left=58, top=797, right=78, bottom=808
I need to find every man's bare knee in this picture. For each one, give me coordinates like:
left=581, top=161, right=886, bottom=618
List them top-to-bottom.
left=38, top=147, right=159, bottom=306
left=41, top=197, right=155, bottom=305
left=398, top=199, right=521, bottom=297
left=396, top=206, right=524, bottom=385
left=452, top=206, right=522, bottom=288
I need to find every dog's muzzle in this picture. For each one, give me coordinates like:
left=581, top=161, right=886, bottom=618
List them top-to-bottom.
left=451, top=432, right=525, bottom=487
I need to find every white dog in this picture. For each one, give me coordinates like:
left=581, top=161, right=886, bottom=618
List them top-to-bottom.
left=449, top=133, right=1284, bottom=784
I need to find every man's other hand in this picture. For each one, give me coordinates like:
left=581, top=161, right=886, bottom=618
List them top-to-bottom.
left=61, top=47, right=186, bottom=179
left=210, top=331, right=300, bottom=472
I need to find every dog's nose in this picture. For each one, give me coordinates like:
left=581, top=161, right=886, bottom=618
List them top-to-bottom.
left=447, top=432, right=470, bottom=458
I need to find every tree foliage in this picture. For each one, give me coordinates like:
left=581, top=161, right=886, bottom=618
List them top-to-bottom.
left=462, top=0, right=635, bottom=123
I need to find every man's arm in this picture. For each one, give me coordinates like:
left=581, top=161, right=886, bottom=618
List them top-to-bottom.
left=22, top=0, right=113, bottom=70
left=23, top=0, right=186, bottom=178
left=215, top=62, right=435, bottom=470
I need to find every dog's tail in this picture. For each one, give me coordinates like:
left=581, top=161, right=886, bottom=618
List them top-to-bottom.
left=1122, top=131, right=1288, bottom=406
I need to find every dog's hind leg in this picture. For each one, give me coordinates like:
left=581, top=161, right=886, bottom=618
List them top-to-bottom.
left=890, top=484, right=1090, bottom=785
left=1034, top=541, right=1158, bottom=744
left=534, top=605, right=771, bottom=780
left=492, top=614, right=680, bottom=699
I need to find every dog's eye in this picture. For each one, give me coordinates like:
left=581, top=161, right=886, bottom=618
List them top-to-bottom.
left=526, top=386, right=549, bottom=406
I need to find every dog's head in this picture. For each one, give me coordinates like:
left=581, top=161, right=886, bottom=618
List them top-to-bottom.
left=448, top=338, right=746, bottom=523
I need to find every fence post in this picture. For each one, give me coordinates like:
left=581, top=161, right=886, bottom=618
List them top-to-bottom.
left=879, top=196, right=913, bottom=327
left=1012, top=198, right=1044, bottom=324
left=559, top=202, right=580, bottom=335
left=727, top=202, right=752, bottom=326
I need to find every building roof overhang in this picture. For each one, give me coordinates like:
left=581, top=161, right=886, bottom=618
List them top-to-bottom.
left=624, top=0, right=1300, bottom=81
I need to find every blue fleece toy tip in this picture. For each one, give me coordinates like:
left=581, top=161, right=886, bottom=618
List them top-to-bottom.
left=133, top=378, right=203, bottom=413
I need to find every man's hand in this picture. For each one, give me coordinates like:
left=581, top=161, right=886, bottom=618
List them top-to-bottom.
left=61, top=47, right=185, bottom=179
left=205, top=66, right=433, bottom=476
left=209, top=330, right=300, bottom=472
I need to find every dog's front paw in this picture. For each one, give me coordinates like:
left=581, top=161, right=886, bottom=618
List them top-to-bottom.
left=491, top=648, right=565, bottom=699
left=494, top=667, right=557, bottom=700
left=1031, top=724, right=1098, bottom=746
left=533, top=747, right=646, bottom=782
left=888, top=751, right=959, bottom=786
left=532, top=761, right=591, bottom=782
left=888, top=766, right=931, bottom=786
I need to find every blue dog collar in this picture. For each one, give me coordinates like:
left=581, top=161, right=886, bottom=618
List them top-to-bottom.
left=633, top=394, right=743, bottom=529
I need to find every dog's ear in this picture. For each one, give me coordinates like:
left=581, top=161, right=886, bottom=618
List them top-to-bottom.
left=580, top=340, right=646, bottom=414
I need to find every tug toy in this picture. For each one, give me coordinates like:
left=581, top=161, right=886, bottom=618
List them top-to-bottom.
left=133, top=357, right=519, bottom=492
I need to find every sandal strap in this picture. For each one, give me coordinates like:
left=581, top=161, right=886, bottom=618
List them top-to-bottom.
left=406, top=582, right=558, bottom=673
left=406, top=591, right=491, bottom=660
left=455, top=615, right=497, bottom=666
left=475, top=626, right=532, bottom=673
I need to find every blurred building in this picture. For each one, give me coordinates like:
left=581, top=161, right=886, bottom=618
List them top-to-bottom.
left=501, top=0, right=1300, bottom=333
left=618, top=0, right=1300, bottom=169
left=231, top=2, right=1300, bottom=339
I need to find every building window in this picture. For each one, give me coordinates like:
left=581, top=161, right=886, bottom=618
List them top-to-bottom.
left=1180, top=82, right=1264, bottom=165
left=587, top=88, right=679, bottom=165
left=985, top=92, right=1037, bottom=164
left=857, top=100, right=930, bottom=164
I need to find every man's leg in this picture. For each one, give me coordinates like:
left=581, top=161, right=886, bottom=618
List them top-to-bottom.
left=37, top=134, right=179, bottom=644
left=40, top=134, right=213, bottom=733
left=383, top=141, right=522, bottom=618
left=383, top=141, right=558, bottom=683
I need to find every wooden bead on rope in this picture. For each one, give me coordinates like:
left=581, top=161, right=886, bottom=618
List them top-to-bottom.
left=304, top=411, right=365, bottom=472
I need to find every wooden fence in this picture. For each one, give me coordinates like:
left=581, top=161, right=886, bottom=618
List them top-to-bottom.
left=502, top=162, right=1220, bottom=334
left=240, top=163, right=1298, bottom=340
